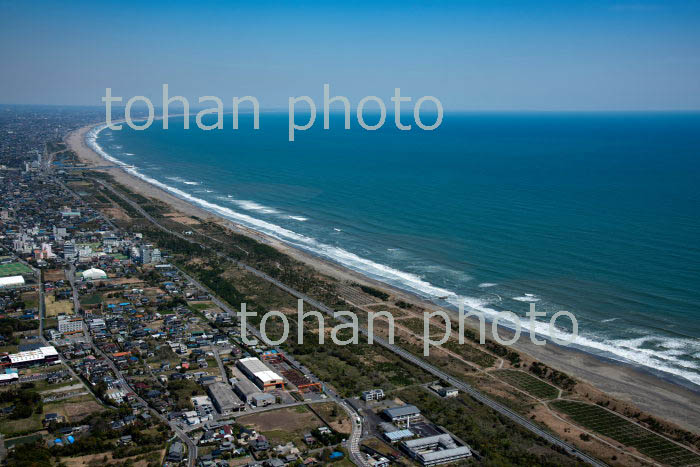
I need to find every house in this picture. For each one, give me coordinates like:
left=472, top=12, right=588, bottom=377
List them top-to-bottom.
left=438, top=387, right=458, bottom=398
left=43, top=413, right=63, bottom=425
left=250, top=437, right=270, bottom=452
left=168, top=441, right=185, bottom=462
left=264, top=460, right=285, bottom=467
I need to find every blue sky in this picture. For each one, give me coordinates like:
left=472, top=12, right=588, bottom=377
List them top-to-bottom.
left=1, top=0, right=699, bottom=110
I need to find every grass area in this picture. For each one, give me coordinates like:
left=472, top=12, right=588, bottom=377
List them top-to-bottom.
left=0, top=262, right=33, bottom=277
left=21, top=292, right=39, bottom=309
left=80, top=293, right=103, bottom=306
left=45, top=294, right=74, bottom=317
left=188, top=302, right=214, bottom=311
left=493, top=369, right=559, bottom=399
left=551, top=400, right=700, bottom=467
left=312, top=402, right=351, bottom=434
left=0, top=412, right=43, bottom=436
left=5, top=433, right=43, bottom=449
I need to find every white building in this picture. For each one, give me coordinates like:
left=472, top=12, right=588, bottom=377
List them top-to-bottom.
left=81, top=268, right=107, bottom=280
left=0, top=275, right=25, bottom=289
left=58, top=316, right=83, bottom=334
left=8, top=346, right=59, bottom=367
left=236, top=357, right=284, bottom=391
left=362, top=388, right=385, bottom=401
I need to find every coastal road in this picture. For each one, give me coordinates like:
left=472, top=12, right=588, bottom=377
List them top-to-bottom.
left=91, top=177, right=606, bottom=467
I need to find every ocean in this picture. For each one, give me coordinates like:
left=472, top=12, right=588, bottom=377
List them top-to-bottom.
left=88, top=112, right=700, bottom=388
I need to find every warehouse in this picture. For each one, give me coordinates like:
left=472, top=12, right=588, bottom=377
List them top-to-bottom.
left=7, top=346, right=59, bottom=367
left=236, top=357, right=284, bottom=391
left=233, top=376, right=262, bottom=402
left=207, top=382, right=244, bottom=414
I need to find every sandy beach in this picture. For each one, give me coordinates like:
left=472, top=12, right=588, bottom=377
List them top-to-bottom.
left=67, top=123, right=700, bottom=433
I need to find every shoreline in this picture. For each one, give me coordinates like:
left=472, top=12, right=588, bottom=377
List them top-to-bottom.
left=66, top=123, right=700, bottom=433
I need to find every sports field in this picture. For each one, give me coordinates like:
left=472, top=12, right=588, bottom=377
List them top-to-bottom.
left=0, top=262, right=32, bottom=277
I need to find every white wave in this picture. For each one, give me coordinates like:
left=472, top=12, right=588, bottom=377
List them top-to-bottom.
left=86, top=123, right=700, bottom=388
left=124, top=152, right=135, bottom=156
left=165, top=176, right=199, bottom=186
left=232, top=199, right=279, bottom=215
left=287, top=216, right=308, bottom=222
left=334, top=228, right=342, bottom=232
left=478, top=283, right=497, bottom=288
left=448, top=295, right=700, bottom=386
left=513, top=295, right=540, bottom=302
left=601, top=318, right=619, bottom=323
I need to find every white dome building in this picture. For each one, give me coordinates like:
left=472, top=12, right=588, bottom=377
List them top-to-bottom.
left=81, top=268, right=107, bottom=280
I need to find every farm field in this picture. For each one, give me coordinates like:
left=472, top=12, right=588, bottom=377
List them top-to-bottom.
left=493, top=369, right=559, bottom=399
left=551, top=400, right=700, bottom=466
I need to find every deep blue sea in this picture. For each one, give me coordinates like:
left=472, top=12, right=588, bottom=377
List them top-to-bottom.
left=89, top=112, right=700, bottom=388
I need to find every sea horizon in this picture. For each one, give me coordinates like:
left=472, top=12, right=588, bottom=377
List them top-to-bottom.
left=86, top=111, right=700, bottom=390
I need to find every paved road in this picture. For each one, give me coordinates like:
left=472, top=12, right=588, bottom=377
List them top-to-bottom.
left=92, top=178, right=605, bottom=467
left=211, top=347, right=228, bottom=381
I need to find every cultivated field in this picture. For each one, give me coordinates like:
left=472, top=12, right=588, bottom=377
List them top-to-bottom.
left=493, top=369, right=559, bottom=399
left=551, top=400, right=700, bottom=466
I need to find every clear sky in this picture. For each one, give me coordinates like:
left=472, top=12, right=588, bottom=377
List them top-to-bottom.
left=1, top=0, right=699, bottom=110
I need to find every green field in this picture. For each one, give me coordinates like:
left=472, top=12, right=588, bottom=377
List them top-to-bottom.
left=0, top=262, right=32, bottom=278
left=493, top=369, right=559, bottom=399
left=551, top=400, right=700, bottom=466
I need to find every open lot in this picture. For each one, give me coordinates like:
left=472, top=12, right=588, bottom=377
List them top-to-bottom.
left=44, top=269, right=66, bottom=282
left=45, top=294, right=74, bottom=317
left=238, top=405, right=324, bottom=446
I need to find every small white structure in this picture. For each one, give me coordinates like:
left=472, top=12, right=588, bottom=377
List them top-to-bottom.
left=81, top=268, right=107, bottom=280
left=0, top=275, right=25, bottom=288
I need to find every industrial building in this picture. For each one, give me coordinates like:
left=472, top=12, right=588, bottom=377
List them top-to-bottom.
left=6, top=346, right=59, bottom=367
left=236, top=357, right=284, bottom=391
left=207, top=382, right=244, bottom=414
left=250, top=392, right=276, bottom=407
left=382, top=405, right=421, bottom=426
left=401, top=434, right=471, bottom=466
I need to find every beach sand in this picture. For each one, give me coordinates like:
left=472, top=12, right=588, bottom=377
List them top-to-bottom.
left=67, top=124, right=700, bottom=433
